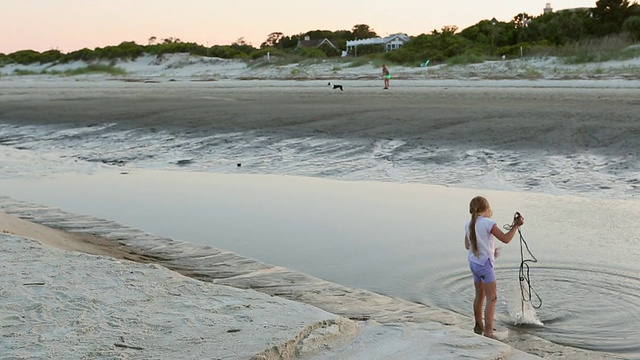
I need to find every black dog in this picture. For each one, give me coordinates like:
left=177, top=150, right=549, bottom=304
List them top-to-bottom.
left=328, top=82, right=343, bottom=91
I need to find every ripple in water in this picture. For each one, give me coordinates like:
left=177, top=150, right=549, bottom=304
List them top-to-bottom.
left=424, top=263, right=640, bottom=357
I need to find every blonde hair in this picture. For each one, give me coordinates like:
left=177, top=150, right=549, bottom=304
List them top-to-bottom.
left=468, top=196, right=490, bottom=257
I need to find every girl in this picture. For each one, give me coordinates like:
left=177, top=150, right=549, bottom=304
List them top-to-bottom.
left=382, top=64, right=390, bottom=89
left=464, top=196, right=523, bottom=338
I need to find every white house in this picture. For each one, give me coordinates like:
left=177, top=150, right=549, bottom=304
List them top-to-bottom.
left=345, top=33, right=410, bottom=56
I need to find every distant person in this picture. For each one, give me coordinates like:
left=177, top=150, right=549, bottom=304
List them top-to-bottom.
left=382, top=64, right=390, bottom=89
left=464, top=196, right=523, bottom=338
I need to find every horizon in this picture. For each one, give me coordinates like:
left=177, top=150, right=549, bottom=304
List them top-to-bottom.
left=2, top=0, right=597, bottom=54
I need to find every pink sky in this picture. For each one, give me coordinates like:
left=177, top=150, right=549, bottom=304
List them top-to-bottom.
left=1, top=0, right=597, bottom=54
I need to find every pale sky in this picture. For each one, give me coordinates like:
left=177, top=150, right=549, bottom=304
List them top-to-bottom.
left=1, top=0, right=597, bottom=54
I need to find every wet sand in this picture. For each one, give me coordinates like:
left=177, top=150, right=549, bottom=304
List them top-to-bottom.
left=1, top=79, right=638, bottom=159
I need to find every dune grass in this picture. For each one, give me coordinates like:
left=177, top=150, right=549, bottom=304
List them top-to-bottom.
left=559, top=34, right=640, bottom=64
left=446, top=52, right=487, bottom=66
left=11, top=63, right=127, bottom=76
left=62, top=64, right=127, bottom=75
left=13, top=69, right=40, bottom=75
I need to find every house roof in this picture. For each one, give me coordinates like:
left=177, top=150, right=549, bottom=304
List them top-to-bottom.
left=346, top=33, right=410, bottom=47
left=383, top=33, right=410, bottom=42
left=297, top=38, right=341, bottom=50
left=346, top=38, right=383, bottom=47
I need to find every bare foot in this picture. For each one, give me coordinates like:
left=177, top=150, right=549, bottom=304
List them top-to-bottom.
left=473, top=324, right=483, bottom=334
left=483, top=333, right=497, bottom=339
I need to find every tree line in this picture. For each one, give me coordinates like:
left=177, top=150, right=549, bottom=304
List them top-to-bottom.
left=1, top=0, right=639, bottom=66
left=388, top=0, right=639, bottom=64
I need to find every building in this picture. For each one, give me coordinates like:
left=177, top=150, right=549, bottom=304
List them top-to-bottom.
left=345, top=33, right=410, bottom=56
left=296, top=36, right=341, bottom=52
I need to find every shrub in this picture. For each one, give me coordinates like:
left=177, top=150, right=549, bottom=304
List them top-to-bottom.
left=622, top=16, right=640, bottom=40
left=561, top=33, right=636, bottom=63
left=94, top=41, right=144, bottom=61
left=150, top=42, right=206, bottom=57
left=621, top=44, right=640, bottom=59
left=207, top=45, right=248, bottom=59
left=250, top=47, right=284, bottom=60
left=294, top=47, right=327, bottom=58
left=61, top=48, right=98, bottom=63
left=382, top=48, right=415, bottom=64
left=8, top=50, right=42, bottom=65
left=38, top=50, right=63, bottom=64
left=447, top=51, right=486, bottom=65
left=345, top=57, right=370, bottom=67
left=63, top=64, right=127, bottom=76
left=521, top=68, right=543, bottom=79
left=13, top=69, right=39, bottom=75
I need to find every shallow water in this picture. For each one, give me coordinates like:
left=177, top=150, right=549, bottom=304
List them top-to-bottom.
left=0, top=122, right=638, bottom=200
left=1, top=122, right=639, bottom=358
left=1, top=169, right=639, bottom=358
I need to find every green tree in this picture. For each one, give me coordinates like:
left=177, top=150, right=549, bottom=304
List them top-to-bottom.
left=591, top=0, right=633, bottom=35
left=560, top=10, right=591, bottom=42
left=512, top=13, right=538, bottom=43
left=513, top=13, right=532, bottom=29
left=622, top=15, right=640, bottom=39
left=460, top=19, right=518, bottom=48
left=351, top=24, right=377, bottom=39
left=441, top=25, right=458, bottom=34
left=384, top=27, right=474, bottom=64
left=304, top=30, right=335, bottom=40
left=333, top=30, right=353, bottom=40
left=261, top=32, right=284, bottom=49
left=277, top=35, right=299, bottom=50
left=161, top=37, right=182, bottom=44
left=230, top=37, right=256, bottom=55
left=96, top=41, right=144, bottom=60
left=208, top=45, right=248, bottom=59
left=61, top=48, right=96, bottom=63
left=38, top=49, right=63, bottom=64
left=8, top=50, right=41, bottom=64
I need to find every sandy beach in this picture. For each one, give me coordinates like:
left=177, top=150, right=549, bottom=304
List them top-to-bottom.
left=1, top=56, right=639, bottom=359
